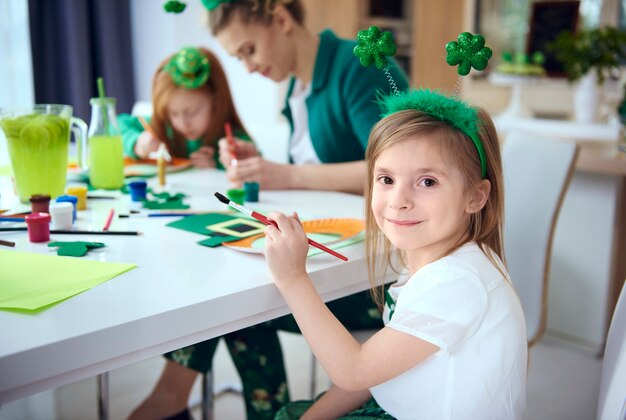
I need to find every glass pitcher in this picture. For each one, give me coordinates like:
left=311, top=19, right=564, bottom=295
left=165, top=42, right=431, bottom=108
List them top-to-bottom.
left=88, top=97, right=124, bottom=190
left=0, top=104, right=88, bottom=203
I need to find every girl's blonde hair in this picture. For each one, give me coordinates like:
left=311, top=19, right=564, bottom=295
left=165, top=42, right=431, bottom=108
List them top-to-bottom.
left=207, top=0, right=304, bottom=35
left=151, top=47, right=245, bottom=157
left=364, top=109, right=505, bottom=308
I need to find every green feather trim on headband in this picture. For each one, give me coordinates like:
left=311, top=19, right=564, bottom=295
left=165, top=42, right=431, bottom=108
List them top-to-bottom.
left=201, top=0, right=235, bottom=10
left=379, top=89, right=487, bottom=178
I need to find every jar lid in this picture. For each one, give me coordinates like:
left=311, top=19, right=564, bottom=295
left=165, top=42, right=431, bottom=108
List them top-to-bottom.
left=129, top=180, right=147, bottom=189
left=66, top=186, right=87, bottom=194
left=29, top=194, right=51, bottom=203
left=56, top=195, right=78, bottom=204
left=49, top=202, right=73, bottom=213
left=25, top=212, right=51, bottom=224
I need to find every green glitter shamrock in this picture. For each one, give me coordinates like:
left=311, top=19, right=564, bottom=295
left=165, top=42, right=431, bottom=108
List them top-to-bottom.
left=163, top=0, right=187, bottom=13
left=201, top=0, right=235, bottom=10
left=353, top=26, right=397, bottom=70
left=445, top=32, right=493, bottom=76
left=164, top=47, right=211, bottom=89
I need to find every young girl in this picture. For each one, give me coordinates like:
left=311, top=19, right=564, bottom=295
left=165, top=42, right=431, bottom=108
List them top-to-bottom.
left=119, top=46, right=249, bottom=168
left=264, top=90, right=528, bottom=419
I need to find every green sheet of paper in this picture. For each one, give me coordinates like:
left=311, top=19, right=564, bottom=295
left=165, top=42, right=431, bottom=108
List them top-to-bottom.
left=167, top=213, right=240, bottom=235
left=0, top=250, right=136, bottom=311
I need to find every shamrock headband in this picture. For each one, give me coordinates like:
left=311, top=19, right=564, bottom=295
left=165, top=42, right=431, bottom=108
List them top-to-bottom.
left=163, top=0, right=234, bottom=13
left=353, top=28, right=491, bottom=178
left=164, top=47, right=211, bottom=89
left=378, top=90, right=487, bottom=178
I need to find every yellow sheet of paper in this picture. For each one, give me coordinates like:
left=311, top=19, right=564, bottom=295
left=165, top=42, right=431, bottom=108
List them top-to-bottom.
left=0, top=250, right=136, bottom=311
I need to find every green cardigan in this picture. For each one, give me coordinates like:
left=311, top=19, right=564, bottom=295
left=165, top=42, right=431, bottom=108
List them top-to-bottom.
left=282, top=30, right=409, bottom=164
left=118, top=114, right=249, bottom=170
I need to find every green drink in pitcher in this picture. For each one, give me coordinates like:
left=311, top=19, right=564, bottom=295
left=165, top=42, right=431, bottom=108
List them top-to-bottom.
left=88, top=98, right=125, bottom=189
left=0, top=105, right=87, bottom=203
left=88, top=134, right=124, bottom=189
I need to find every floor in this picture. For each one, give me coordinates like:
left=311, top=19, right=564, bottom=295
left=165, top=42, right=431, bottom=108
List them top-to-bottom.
left=0, top=332, right=603, bottom=420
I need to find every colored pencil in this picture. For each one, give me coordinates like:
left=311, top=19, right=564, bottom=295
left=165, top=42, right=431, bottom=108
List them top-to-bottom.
left=138, top=115, right=159, bottom=139
left=224, top=122, right=237, bottom=163
left=214, top=192, right=348, bottom=261
left=87, top=195, right=117, bottom=200
left=103, top=208, right=115, bottom=231
left=118, top=213, right=194, bottom=218
left=0, top=217, right=25, bottom=222
left=0, top=227, right=141, bottom=235
left=0, top=239, right=16, bottom=247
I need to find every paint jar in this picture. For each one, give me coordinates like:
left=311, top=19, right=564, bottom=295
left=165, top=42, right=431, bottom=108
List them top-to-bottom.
left=128, top=180, right=148, bottom=202
left=243, top=182, right=259, bottom=202
left=66, top=185, right=88, bottom=210
left=226, top=188, right=245, bottom=205
left=29, top=194, right=51, bottom=214
left=56, top=195, right=78, bottom=222
left=49, top=202, right=74, bottom=229
left=25, top=212, right=51, bottom=242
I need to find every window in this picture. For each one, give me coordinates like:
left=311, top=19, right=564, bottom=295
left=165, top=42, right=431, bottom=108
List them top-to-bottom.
left=0, top=0, right=34, bottom=108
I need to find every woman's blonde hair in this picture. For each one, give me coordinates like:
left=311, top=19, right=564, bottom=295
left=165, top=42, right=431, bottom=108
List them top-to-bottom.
left=207, top=0, right=304, bottom=35
left=151, top=47, right=245, bottom=157
left=364, top=109, right=505, bottom=309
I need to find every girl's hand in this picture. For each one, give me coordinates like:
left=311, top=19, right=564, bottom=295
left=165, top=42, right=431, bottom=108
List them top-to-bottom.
left=135, top=131, right=161, bottom=159
left=217, top=137, right=259, bottom=168
left=190, top=146, right=216, bottom=168
left=225, top=157, right=292, bottom=189
left=264, top=212, right=309, bottom=288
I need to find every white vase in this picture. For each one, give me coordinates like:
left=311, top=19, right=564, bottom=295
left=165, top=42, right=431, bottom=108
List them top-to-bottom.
left=573, top=71, right=600, bottom=123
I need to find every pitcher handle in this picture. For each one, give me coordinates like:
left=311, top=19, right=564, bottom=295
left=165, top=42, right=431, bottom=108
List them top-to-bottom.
left=71, top=117, right=89, bottom=171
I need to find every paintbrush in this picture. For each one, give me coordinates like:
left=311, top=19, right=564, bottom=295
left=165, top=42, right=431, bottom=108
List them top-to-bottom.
left=214, top=192, right=348, bottom=261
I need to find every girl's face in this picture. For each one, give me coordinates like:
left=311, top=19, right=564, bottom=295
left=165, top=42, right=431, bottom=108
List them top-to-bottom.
left=216, top=11, right=296, bottom=82
left=167, top=88, right=213, bottom=140
left=371, top=136, right=484, bottom=270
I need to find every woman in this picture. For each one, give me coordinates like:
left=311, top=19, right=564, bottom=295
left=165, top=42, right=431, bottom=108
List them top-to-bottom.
left=129, top=1, right=409, bottom=418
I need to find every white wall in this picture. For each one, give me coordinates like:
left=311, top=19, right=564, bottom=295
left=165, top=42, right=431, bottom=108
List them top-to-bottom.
left=129, top=0, right=289, bottom=163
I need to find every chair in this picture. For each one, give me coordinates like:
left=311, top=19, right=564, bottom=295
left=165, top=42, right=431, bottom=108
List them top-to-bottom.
left=502, top=131, right=579, bottom=346
left=597, top=282, right=626, bottom=420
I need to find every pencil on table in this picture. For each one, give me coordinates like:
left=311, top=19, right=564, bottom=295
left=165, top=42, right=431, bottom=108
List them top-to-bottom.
left=103, top=208, right=115, bottom=231
left=0, top=227, right=141, bottom=235
left=0, top=239, right=15, bottom=247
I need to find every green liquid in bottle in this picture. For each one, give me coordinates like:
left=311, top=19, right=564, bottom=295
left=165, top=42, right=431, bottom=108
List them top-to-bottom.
left=0, top=114, right=70, bottom=203
left=88, top=135, right=124, bottom=189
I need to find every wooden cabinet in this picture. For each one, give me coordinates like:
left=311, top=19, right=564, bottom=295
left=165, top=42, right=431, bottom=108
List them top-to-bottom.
left=301, top=0, right=468, bottom=91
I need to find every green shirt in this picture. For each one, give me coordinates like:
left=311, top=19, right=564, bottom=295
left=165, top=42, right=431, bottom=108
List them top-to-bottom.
left=281, top=30, right=409, bottom=164
left=118, top=114, right=250, bottom=170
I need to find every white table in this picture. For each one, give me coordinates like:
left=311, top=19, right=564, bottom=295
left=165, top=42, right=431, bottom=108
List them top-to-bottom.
left=0, top=169, right=378, bottom=404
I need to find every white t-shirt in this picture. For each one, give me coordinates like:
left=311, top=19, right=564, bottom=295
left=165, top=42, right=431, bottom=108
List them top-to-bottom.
left=287, top=79, right=320, bottom=164
left=370, top=243, right=527, bottom=420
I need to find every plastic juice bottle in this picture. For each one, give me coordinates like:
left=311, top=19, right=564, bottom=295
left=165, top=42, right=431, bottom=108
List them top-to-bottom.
left=88, top=97, right=124, bottom=189
left=0, top=113, right=70, bottom=202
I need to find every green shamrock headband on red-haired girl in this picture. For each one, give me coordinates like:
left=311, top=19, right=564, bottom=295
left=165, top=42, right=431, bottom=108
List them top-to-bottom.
left=353, top=28, right=492, bottom=178
left=164, top=47, right=211, bottom=89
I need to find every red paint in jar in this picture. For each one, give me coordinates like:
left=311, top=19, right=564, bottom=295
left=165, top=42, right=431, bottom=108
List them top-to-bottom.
left=25, top=212, right=51, bottom=243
